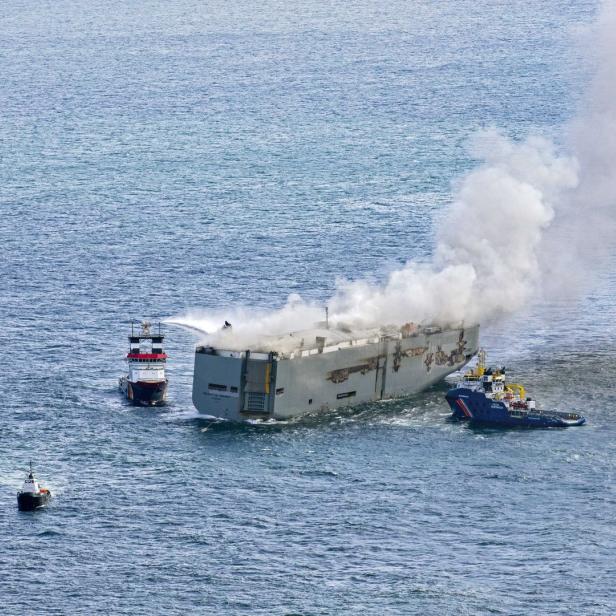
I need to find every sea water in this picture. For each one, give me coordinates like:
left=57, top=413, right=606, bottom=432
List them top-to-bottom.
left=1, top=1, right=614, bottom=614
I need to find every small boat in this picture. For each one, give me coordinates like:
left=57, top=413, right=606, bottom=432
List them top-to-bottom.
left=446, top=350, right=586, bottom=428
left=17, top=463, right=51, bottom=511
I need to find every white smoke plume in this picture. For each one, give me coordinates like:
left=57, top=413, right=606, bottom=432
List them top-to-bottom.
left=541, top=0, right=616, bottom=290
left=170, top=1, right=615, bottom=348
left=329, top=131, right=577, bottom=327
left=169, top=133, right=577, bottom=348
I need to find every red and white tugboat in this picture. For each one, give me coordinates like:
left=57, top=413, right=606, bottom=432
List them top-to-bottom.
left=119, top=321, right=168, bottom=406
left=17, top=462, right=51, bottom=511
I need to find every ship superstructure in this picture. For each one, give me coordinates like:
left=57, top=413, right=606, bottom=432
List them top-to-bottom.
left=119, top=321, right=168, bottom=406
left=192, top=322, right=480, bottom=421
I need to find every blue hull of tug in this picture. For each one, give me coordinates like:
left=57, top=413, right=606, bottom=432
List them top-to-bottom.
left=446, top=388, right=585, bottom=428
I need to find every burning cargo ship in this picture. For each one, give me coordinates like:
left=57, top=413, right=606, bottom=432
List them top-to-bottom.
left=192, top=322, right=479, bottom=421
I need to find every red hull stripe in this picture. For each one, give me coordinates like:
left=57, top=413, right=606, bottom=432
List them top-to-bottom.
left=126, top=353, right=168, bottom=359
left=456, top=398, right=473, bottom=419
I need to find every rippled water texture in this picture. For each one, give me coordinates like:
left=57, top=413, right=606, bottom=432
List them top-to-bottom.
left=1, top=1, right=615, bottom=614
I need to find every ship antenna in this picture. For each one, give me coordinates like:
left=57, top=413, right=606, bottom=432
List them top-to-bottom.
left=325, top=306, right=329, bottom=330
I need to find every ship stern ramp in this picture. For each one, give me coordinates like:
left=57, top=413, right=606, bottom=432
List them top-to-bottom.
left=192, top=348, right=277, bottom=421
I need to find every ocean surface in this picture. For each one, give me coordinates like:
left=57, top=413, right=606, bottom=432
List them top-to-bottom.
left=1, top=1, right=615, bottom=614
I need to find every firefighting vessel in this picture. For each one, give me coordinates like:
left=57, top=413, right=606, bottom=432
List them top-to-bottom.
left=119, top=321, right=168, bottom=406
left=192, top=322, right=480, bottom=421
left=446, top=350, right=585, bottom=427
left=17, top=463, right=51, bottom=511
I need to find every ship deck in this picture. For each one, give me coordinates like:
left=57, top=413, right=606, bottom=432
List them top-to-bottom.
left=197, top=323, right=453, bottom=359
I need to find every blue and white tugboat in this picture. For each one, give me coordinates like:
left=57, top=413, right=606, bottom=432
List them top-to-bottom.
left=119, top=321, right=168, bottom=406
left=446, top=350, right=585, bottom=428
left=17, top=463, right=51, bottom=511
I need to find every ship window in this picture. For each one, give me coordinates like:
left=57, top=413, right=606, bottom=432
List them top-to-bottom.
left=208, top=383, right=227, bottom=392
left=230, top=386, right=238, bottom=393
left=276, top=388, right=285, bottom=395
left=337, top=391, right=356, bottom=400
left=308, top=398, right=313, bottom=405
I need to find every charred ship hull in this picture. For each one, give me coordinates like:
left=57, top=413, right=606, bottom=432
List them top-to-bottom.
left=192, top=324, right=480, bottom=421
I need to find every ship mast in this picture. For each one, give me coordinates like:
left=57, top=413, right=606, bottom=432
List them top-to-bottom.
left=476, top=348, right=486, bottom=376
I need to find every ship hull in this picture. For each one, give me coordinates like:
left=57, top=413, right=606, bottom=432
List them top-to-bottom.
left=193, top=325, right=480, bottom=421
left=120, top=377, right=168, bottom=406
left=446, top=388, right=585, bottom=427
left=17, top=492, right=51, bottom=511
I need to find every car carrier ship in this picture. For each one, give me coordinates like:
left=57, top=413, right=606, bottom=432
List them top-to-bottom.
left=192, top=322, right=479, bottom=421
